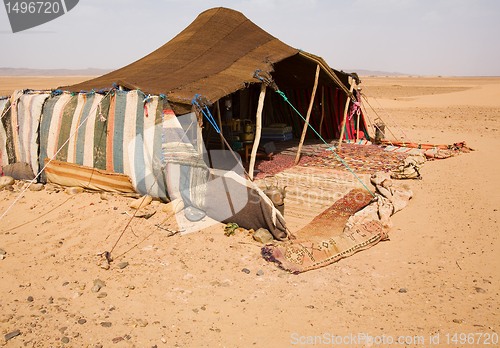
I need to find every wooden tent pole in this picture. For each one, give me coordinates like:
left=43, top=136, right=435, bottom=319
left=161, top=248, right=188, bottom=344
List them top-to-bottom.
left=294, top=64, right=321, bottom=165
left=337, top=77, right=355, bottom=150
left=248, top=83, right=266, bottom=180
left=319, top=86, right=325, bottom=137
left=355, top=92, right=360, bottom=142
left=216, top=100, right=225, bottom=150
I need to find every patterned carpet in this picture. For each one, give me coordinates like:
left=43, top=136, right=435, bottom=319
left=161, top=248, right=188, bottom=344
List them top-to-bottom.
left=301, top=143, right=407, bottom=174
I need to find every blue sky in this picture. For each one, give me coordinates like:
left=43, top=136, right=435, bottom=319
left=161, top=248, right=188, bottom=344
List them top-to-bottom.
left=1, top=0, right=499, bottom=76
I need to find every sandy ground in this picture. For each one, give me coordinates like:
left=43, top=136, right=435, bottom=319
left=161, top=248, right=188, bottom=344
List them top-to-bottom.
left=0, top=76, right=499, bottom=347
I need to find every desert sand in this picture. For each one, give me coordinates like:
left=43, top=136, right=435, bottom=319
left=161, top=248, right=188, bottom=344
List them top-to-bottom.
left=0, top=76, right=499, bottom=347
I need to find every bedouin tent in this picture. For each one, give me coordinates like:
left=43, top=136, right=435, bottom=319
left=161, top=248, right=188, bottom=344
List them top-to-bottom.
left=0, top=7, right=369, bottom=239
left=64, top=7, right=369, bottom=142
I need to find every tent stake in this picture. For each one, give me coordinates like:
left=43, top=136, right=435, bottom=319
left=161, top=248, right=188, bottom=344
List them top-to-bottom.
left=294, top=64, right=320, bottom=165
left=337, top=77, right=356, bottom=150
left=248, top=83, right=266, bottom=180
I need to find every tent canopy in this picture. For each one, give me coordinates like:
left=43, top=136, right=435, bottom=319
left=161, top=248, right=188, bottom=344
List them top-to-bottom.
left=65, top=7, right=351, bottom=114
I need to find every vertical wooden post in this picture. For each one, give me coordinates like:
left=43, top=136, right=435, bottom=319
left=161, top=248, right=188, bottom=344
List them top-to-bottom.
left=294, top=64, right=321, bottom=165
left=337, top=77, right=356, bottom=150
left=248, top=83, right=266, bottom=180
left=319, top=86, right=325, bottom=137
left=355, top=96, right=360, bottom=142
left=216, top=100, right=225, bottom=150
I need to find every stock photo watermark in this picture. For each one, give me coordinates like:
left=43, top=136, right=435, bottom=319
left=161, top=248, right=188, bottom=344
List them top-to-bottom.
left=3, top=0, right=79, bottom=33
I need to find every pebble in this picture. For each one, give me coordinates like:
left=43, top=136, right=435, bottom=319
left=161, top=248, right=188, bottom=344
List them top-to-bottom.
left=0, top=176, right=15, bottom=189
left=29, top=183, right=44, bottom=191
left=65, top=187, right=84, bottom=195
left=99, top=192, right=111, bottom=200
left=130, top=195, right=153, bottom=209
left=252, top=228, right=273, bottom=243
left=0, top=248, right=6, bottom=255
left=118, top=262, right=129, bottom=269
left=241, top=268, right=250, bottom=274
left=256, top=270, right=264, bottom=276
left=92, top=279, right=106, bottom=293
left=127, top=285, right=135, bottom=290
left=475, top=287, right=486, bottom=293
left=398, top=288, right=407, bottom=293
left=97, top=292, right=107, bottom=299
left=27, top=296, right=34, bottom=302
left=77, top=318, right=87, bottom=325
left=453, top=318, right=465, bottom=324
left=136, top=319, right=148, bottom=327
left=101, top=322, right=112, bottom=327
left=5, top=330, right=21, bottom=342
left=61, top=337, right=70, bottom=344
left=112, top=337, right=124, bottom=343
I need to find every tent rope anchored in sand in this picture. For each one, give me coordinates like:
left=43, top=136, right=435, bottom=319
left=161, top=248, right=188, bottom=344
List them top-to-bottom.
left=0, top=7, right=472, bottom=273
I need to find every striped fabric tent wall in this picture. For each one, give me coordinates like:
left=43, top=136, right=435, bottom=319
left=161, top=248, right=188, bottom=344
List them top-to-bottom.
left=0, top=89, right=189, bottom=199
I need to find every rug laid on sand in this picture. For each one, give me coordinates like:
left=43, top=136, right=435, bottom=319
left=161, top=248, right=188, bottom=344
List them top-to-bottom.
left=383, top=141, right=473, bottom=160
left=301, top=143, right=407, bottom=173
left=254, top=166, right=371, bottom=232
left=262, top=173, right=413, bottom=273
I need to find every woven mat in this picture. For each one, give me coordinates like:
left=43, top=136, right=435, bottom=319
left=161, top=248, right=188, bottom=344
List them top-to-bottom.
left=301, top=143, right=407, bottom=173
left=254, top=166, right=371, bottom=232
left=262, top=188, right=385, bottom=273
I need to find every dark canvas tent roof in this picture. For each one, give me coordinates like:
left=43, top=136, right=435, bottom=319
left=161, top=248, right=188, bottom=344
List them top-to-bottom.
left=65, top=7, right=351, bottom=113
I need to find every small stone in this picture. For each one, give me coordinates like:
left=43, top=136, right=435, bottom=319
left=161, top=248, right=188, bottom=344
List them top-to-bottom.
left=0, top=176, right=15, bottom=189
left=29, top=183, right=44, bottom=192
left=3, top=185, right=14, bottom=191
left=65, top=187, right=84, bottom=195
left=99, top=192, right=110, bottom=200
left=129, top=195, right=153, bottom=210
left=234, top=227, right=246, bottom=235
left=252, top=228, right=273, bottom=244
left=0, top=248, right=6, bottom=255
left=98, top=259, right=110, bottom=270
left=118, top=262, right=129, bottom=269
left=241, top=268, right=250, bottom=274
left=256, top=270, right=264, bottom=276
left=92, top=279, right=106, bottom=293
left=62, top=282, right=69, bottom=286
left=127, top=285, right=135, bottom=290
left=475, top=287, right=486, bottom=293
left=398, top=288, right=407, bottom=293
left=97, top=292, right=107, bottom=299
left=27, top=296, right=34, bottom=302
left=306, top=305, right=315, bottom=309
left=453, top=318, right=465, bottom=324
left=77, top=319, right=87, bottom=325
left=137, top=319, right=148, bottom=327
left=101, top=322, right=112, bottom=327
left=59, top=327, right=68, bottom=333
left=5, top=330, right=21, bottom=342
left=61, top=337, right=70, bottom=344
left=112, top=337, right=124, bottom=343
left=161, top=337, right=167, bottom=343
left=95, top=345, right=103, bottom=348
